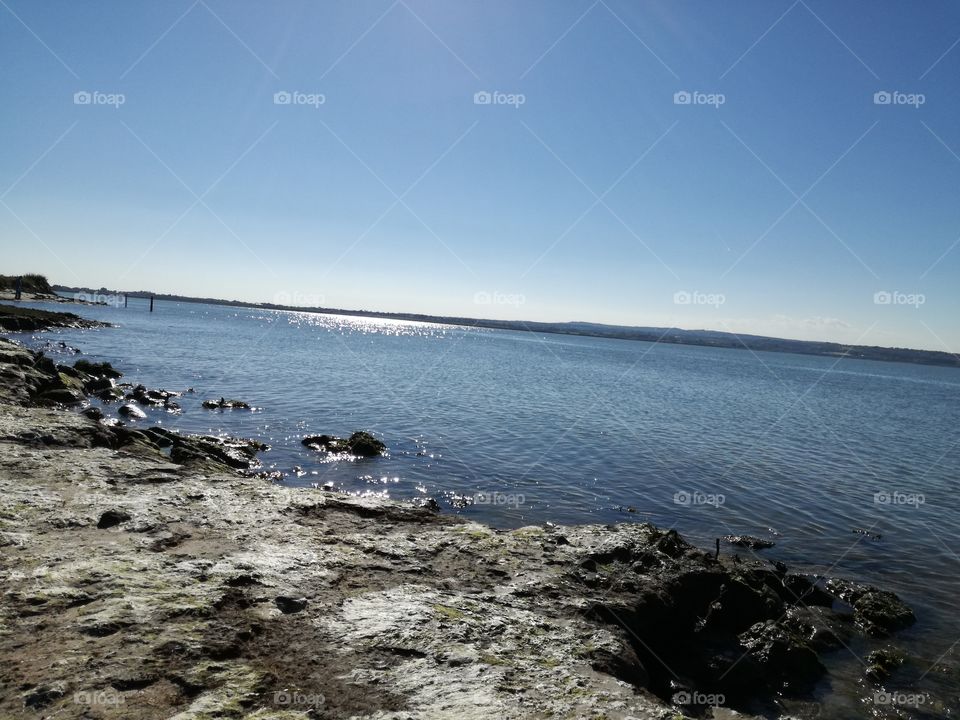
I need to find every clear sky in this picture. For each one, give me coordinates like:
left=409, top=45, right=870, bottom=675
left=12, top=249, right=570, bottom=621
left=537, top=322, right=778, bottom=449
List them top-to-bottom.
left=2, top=1, right=959, bottom=351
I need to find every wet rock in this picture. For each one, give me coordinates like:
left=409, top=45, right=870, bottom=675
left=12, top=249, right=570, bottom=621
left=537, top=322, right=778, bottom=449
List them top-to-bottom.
left=74, top=359, right=122, bottom=378
left=128, top=384, right=179, bottom=407
left=202, top=397, right=251, bottom=410
left=118, top=403, right=146, bottom=419
left=80, top=406, right=104, bottom=421
left=302, top=430, right=385, bottom=457
left=723, top=534, right=775, bottom=549
left=825, top=579, right=915, bottom=636
left=275, top=596, right=308, bottom=614
left=737, top=620, right=826, bottom=692
left=865, top=647, right=905, bottom=683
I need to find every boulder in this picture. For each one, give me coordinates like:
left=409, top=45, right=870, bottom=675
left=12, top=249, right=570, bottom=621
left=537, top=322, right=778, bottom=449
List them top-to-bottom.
left=118, top=404, right=147, bottom=420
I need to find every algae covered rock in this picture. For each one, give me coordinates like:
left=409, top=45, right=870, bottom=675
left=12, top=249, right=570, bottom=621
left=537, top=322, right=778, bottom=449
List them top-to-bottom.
left=301, top=431, right=385, bottom=457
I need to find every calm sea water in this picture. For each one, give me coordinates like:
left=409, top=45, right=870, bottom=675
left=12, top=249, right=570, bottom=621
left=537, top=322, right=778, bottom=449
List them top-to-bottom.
left=7, top=297, right=959, bottom=717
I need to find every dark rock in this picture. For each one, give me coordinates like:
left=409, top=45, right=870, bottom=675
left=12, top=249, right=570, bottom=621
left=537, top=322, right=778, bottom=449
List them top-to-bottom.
left=74, top=359, right=122, bottom=378
left=84, top=376, right=114, bottom=393
left=37, top=388, right=84, bottom=405
left=202, top=397, right=251, bottom=410
left=81, top=407, right=104, bottom=421
left=302, top=431, right=385, bottom=457
left=97, top=509, right=131, bottom=529
left=722, top=535, right=775, bottom=550
left=825, top=579, right=915, bottom=635
left=275, top=596, right=308, bottom=614
left=737, top=620, right=826, bottom=692
left=865, top=647, right=904, bottom=683
left=23, top=684, right=66, bottom=709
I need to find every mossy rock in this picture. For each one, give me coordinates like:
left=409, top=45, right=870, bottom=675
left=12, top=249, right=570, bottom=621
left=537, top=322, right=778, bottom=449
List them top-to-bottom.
left=301, top=431, right=385, bottom=457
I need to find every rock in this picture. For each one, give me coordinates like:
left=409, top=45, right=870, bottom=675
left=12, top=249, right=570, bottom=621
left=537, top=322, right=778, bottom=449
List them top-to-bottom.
left=74, top=359, right=122, bottom=378
left=83, top=376, right=114, bottom=393
left=128, top=384, right=179, bottom=407
left=37, top=388, right=84, bottom=405
left=202, top=397, right=251, bottom=410
left=118, top=403, right=146, bottom=419
left=80, top=407, right=104, bottom=421
left=302, top=430, right=385, bottom=457
left=97, top=509, right=131, bottom=529
left=723, top=534, right=775, bottom=549
left=825, top=579, right=915, bottom=635
left=275, top=596, right=308, bottom=614
left=737, top=620, right=826, bottom=692
left=865, top=647, right=905, bottom=682
left=23, top=683, right=66, bottom=708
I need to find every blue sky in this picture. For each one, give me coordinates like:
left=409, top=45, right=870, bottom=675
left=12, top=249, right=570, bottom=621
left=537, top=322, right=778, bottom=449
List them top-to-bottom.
left=2, top=0, right=959, bottom=351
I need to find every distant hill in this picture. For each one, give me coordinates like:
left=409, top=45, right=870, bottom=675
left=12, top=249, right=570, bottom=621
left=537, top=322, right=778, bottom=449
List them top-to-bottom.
left=1, top=274, right=53, bottom=294
left=53, top=284, right=960, bottom=369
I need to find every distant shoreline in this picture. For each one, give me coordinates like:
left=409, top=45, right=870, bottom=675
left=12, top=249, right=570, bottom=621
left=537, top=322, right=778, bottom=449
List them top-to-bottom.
left=51, top=285, right=960, bottom=369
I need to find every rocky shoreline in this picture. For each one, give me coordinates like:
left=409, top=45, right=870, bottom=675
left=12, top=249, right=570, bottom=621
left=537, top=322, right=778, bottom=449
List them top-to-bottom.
left=0, top=324, right=925, bottom=719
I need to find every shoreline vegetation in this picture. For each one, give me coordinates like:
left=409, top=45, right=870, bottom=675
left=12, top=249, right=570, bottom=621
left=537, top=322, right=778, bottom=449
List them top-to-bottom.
left=50, top=281, right=960, bottom=368
left=0, top=306, right=936, bottom=719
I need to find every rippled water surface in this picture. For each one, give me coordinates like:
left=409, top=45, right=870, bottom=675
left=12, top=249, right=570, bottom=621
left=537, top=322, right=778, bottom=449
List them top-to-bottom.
left=8, top=297, right=960, bottom=717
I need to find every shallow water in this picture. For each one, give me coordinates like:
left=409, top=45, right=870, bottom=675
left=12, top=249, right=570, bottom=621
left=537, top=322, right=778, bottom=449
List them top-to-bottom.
left=7, top=297, right=959, bottom=717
